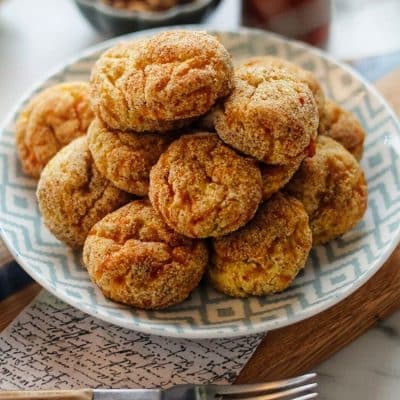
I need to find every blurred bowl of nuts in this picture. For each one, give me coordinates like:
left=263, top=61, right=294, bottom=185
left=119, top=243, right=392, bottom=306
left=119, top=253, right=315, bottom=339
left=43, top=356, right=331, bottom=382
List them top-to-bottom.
left=74, top=0, right=220, bottom=35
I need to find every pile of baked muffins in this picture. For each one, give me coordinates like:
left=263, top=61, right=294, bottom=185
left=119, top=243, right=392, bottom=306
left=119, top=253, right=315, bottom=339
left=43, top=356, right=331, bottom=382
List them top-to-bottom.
left=16, top=30, right=368, bottom=309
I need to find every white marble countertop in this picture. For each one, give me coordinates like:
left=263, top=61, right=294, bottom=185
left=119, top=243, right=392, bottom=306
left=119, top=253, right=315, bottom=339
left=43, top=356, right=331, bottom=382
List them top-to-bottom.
left=1, top=0, right=400, bottom=398
left=317, top=314, right=400, bottom=400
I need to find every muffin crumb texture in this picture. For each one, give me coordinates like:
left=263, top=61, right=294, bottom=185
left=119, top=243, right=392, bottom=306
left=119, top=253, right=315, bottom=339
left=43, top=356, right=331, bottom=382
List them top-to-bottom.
left=90, top=30, right=234, bottom=131
left=214, top=65, right=319, bottom=164
left=16, top=82, right=94, bottom=178
left=319, top=99, right=365, bottom=160
left=88, top=117, right=174, bottom=195
left=149, top=133, right=262, bottom=238
left=286, top=136, right=368, bottom=245
left=37, top=137, right=131, bottom=248
left=209, top=192, right=312, bottom=297
left=83, top=200, right=208, bottom=309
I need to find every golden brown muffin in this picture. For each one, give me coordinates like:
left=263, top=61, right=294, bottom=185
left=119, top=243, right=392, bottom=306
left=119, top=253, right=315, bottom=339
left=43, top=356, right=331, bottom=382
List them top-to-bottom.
left=90, top=31, right=234, bottom=132
left=238, top=56, right=325, bottom=117
left=214, top=65, right=319, bottom=165
left=16, top=82, right=94, bottom=178
left=319, top=100, right=365, bottom=160
left=196, top=106, right=218, bottom=132
left=87, top=118, right=174, bottom=196
left=149, top=132, right=262, bottom=238
left=37, top=136, right=131, bottom=248
left=285, top=136, right=368, bottom=245
left=260, top=147, right=312, bottom=201
left=209, top=192, right=312, bottom=297
left=83, top=200, right=208, bottom=309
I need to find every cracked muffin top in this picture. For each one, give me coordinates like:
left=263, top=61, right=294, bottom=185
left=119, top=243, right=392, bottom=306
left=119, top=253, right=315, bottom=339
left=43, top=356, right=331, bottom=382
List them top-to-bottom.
left=90, top=31, right=234, bottom=132
left=237, top=56, right=325, bottom=117
left=214, top=65, right=319, bottom=165
left=16, top=82, right=94, bottom=178
left=319, top=99, right=365, bottom=161
left=87, top=118, right=174, bottom=196
left=149, top=132, right=262, bottom=238
left=37, top=136, right=131, bottom=248
left=285, top=136, right=368, bottom=245
left=209, top=192, right=312, bottom=297
left=83, top=199, right=208, bottom=309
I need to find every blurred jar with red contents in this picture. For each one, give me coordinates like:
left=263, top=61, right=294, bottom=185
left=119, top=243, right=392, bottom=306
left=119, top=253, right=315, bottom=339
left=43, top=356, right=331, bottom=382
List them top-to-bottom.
left=242, top=0, right=331, bottom=47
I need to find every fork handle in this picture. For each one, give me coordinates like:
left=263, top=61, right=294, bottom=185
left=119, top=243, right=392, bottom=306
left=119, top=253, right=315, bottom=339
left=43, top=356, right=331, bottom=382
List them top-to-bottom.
left=0, top=389, right=93, bottom=399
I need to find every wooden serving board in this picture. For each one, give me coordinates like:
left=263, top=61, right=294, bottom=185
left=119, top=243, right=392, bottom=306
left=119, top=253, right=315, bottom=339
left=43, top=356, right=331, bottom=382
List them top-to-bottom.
left=1, top=67, right=400, bottom=383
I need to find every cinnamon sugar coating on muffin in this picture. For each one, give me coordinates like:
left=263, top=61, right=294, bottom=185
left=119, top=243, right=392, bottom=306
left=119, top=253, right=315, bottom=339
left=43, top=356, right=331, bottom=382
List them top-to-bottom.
left=90, top=31, right=234, bottom=131
left=238, top=56, right=325, bottom=117
left=213, top=65, right=319, bottom=165
left=16, top=82, right=94, bottom=178
left=319, top=100, right=365, bottom=160
left=88, top=118, right=174, bottom=196
left=149, top=132, right=262, bottom=238
left=37, top=136, right=131, bottom=248
left=285, top=136, right=368, bottom=245
left=260, top=149, right=308, bottom=201
left=209, top=192, right=312, bottom=297
left=83, top=200, right=208, bottom=309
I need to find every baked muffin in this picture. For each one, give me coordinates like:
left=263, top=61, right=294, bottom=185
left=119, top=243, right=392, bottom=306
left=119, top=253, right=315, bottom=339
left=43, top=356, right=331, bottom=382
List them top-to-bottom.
left=90, top=31, right=234, bottom=132
left=238, top=56, right=325, bottom=117
left=214, top=65, right=319, bottom=165
left=16, top=82, right=94, bottom=178
left=319, top=100, right=365, bottom=160
left=196, top=106, right=218, bottom=132
left=87, top=118, right=174, bottom=196
left=149, top=132, right=262, bottom=238
left=37, top=136, right=131, bottom=248
left=285, top=136, right=368, bottom=245
left=260, top=148, right=311, bottom=201
left=209, top=192, right=312, bottom=297
left=83, top=200, right=208, bottom=309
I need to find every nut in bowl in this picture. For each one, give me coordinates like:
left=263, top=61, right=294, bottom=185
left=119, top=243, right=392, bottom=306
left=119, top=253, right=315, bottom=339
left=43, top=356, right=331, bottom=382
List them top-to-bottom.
left=74, top=0, right=220, bottom=35
left=1, top=28, right=400, bottom=338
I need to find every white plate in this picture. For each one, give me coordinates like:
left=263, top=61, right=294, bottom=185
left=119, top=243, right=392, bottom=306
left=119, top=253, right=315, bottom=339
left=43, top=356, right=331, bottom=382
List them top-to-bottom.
left=1, top=27, right=400, bottom=339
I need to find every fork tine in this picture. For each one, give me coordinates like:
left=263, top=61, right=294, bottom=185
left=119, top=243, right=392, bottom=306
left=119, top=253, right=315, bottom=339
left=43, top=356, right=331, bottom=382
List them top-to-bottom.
left=214, top=373, right=317, bottom=396
left=222, top=383, right=317, bottom=400
left=292, top=393, right=318, bottom=400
